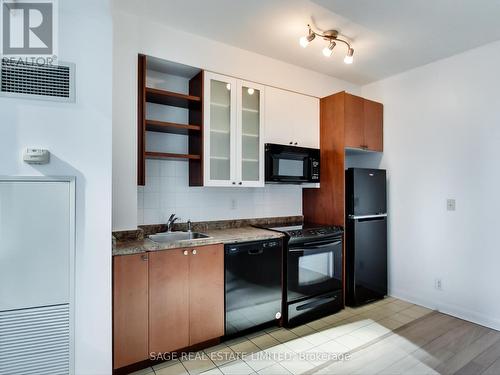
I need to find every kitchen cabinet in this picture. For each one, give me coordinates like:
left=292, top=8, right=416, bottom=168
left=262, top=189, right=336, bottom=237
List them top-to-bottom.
left=137, top=55, right=204, bottom=186
left=204, top=72, right=265, bottom=187
left=265, top=87, right=320, bottom=149
left=303, top=91, right=384, bottom=225
left=344, top=93, right=383, bottom=152
left=363, top=98, right=383, bottom=151
left=148, top=244, right=224, bottom=354
left=188, top=244, right=225, bottom=344
left=148, top=248, right=190, bottom=353
left=113, top=253, right=149, bottom=369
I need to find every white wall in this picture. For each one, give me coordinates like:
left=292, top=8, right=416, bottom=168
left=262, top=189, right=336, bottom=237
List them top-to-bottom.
left=0, top=1, right=112, bottom=373
left=113, top=9, right=360, bottom=230
left=361, top=40, right=500, bottom=330
left=138, top=159, right=302, bottom=224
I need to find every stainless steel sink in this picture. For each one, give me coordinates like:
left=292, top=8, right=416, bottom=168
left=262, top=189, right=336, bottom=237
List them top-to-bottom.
left=149, top=231, right=210, bottom=244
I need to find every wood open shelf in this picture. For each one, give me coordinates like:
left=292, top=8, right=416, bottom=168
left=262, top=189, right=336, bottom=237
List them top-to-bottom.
left=138, top=54, right=204, bottom=186
left=146, top=87, right=201, bottom=108
left=145, top=120, right=201, bottom=135
left=145, top=152, right=201, bottom=160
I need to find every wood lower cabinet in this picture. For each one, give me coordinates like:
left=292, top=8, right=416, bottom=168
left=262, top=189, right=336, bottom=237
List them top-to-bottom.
left=344, top=92, right=383, bottom=151
left=113, top=244, right=225, bottom=370
left=148, top=244, right=224, bottom=354
left=188, top=245, right=224, bottom=344
left=149, top=248, right=190, bottom=353
left=113, top=253, right=149, bottom=369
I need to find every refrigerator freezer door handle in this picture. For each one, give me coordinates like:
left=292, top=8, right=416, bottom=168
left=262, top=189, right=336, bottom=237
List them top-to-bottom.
left=349, top=213, right=388, bottom=220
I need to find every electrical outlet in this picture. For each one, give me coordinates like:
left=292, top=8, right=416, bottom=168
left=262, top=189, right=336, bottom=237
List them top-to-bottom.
left=447, top=199, right=456, bottom=211
left=435, top=278, right=443, bottom=291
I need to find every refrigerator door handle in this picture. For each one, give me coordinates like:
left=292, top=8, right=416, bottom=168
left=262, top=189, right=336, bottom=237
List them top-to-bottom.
left=349, top=213, right=387, bottom=220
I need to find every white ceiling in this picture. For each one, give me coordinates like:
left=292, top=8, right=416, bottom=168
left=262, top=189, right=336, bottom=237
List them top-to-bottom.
left=116, top=0, right=500, bottom=84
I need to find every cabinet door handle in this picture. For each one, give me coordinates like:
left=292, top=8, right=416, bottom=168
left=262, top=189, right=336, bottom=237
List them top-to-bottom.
left=232, top=181, right=236, bottom=185
left=238, top=182, right=242, bottom=185
left=192, top=249, right=197, bottom=255
left=183, top=250, right=189, bottom=256
left=141, top=254, right=148, bottom=261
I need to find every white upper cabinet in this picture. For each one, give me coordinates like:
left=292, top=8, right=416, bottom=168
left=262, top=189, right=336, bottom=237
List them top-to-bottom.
left=204, top=72, right=265, bottom=187
left=204, top=72, right=237, bottom=187
left=237, top=80, right=265, bottom=187
left=264, top=87, right=320, bottom=149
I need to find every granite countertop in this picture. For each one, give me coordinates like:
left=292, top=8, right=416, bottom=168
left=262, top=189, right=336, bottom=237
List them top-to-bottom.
left=113, top=226, right=285, bottom=256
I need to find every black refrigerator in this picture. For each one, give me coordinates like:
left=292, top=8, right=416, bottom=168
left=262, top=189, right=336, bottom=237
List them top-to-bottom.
left=345, top=168, right=387, bottom=306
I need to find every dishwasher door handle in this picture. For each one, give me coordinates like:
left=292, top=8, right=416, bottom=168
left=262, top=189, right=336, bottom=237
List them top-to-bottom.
left=248, top=248, right=264, bottom=255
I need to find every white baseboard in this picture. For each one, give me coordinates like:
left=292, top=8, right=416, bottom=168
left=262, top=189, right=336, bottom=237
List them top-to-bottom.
left=388, top=288, right=500, bottom=331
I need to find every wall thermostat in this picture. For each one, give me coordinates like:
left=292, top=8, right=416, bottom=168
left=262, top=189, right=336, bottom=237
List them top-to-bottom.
left=23, top=148, right=50, bottom=164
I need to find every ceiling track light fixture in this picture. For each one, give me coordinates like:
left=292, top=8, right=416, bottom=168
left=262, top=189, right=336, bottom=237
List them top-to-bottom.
left=299, top=24, right=355, bottom=64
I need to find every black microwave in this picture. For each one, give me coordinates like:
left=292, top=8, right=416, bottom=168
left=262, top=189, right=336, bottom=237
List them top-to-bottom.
left=265, top=143, right=320, bottom=183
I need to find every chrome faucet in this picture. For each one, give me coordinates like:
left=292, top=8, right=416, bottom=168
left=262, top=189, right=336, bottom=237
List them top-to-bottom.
left=166, top=214, right=179, bottom=232
left=187, top=219, right=192, bottom=232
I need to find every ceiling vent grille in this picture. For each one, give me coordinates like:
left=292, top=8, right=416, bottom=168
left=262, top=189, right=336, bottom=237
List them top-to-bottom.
left=0, top=60, right=75, bottom=102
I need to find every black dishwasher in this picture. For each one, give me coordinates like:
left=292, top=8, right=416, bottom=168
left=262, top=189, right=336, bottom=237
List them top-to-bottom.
left=225, top=239, right=282, bottom=336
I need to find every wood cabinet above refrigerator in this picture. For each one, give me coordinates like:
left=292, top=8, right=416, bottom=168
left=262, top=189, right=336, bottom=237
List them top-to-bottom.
left=303, top=91, right=384, bottom=227
left=344, top=92, right=383, bottom=152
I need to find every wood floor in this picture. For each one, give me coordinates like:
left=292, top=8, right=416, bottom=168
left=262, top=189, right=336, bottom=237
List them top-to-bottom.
left=132, top=297, right=500, bottom=375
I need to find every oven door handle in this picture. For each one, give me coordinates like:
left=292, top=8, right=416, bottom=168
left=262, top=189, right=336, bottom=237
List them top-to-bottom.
left=289, top=240, right=342, bottom=254
left=294, top=240, right=342, bottom=249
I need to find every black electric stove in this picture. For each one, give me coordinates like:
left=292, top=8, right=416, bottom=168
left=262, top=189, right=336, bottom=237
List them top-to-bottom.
left=257, top=223, right=344, bottom=326
left=263, top=223, right=344, bottom=245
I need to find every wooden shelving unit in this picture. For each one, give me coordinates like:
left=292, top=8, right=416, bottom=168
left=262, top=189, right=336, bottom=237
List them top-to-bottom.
left=137, top=54, right=204, bottom=186
left=145, top=87, right=201, bottom=108
left=145, top=120, right=201, bottom=135
left=145, top=152, right=201, bottom=160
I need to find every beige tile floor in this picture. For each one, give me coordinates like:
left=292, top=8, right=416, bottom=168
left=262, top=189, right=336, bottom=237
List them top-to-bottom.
left=130, top=297, right=500, bottom=375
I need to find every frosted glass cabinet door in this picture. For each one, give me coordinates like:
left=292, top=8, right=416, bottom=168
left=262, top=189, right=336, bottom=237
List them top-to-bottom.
left=204, top=72, right=238, bottom=186
left=238, top=81, right=265, bottom=187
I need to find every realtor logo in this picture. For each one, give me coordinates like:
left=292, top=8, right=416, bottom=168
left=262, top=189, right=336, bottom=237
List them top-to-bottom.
left=1, top=0, right=58, bottom=63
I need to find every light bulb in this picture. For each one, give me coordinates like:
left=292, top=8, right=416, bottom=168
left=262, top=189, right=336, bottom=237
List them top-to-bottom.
left=299, top=28, right=315, bottom=48
left=299, top=36, right=309, bottom=48
left=322, top=41, right=336, bottom=57
left=322, top=47, right=333, bottom=57
left=344, top=48, right=354, bottom=64
left=344, top=55, right=353, bottom=64
left=226, top=83, right=231, bottom=90
left=247, top=88, right=255, bottom=95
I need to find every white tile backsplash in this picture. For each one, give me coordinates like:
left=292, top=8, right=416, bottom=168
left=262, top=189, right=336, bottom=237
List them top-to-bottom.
left=138, top=159, right=303, bottom=225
